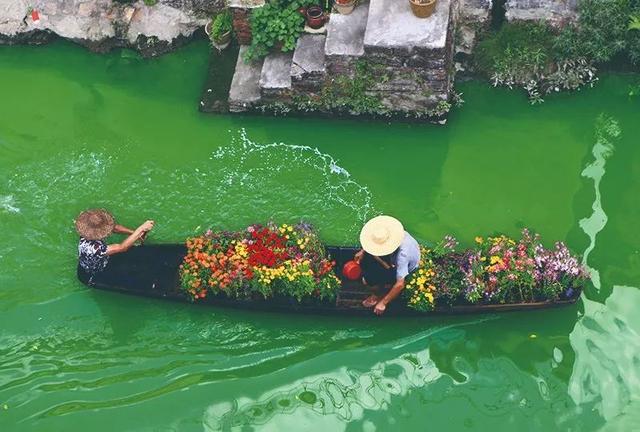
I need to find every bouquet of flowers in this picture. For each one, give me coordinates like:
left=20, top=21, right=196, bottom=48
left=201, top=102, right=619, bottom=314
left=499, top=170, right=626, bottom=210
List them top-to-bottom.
left=179, top=223, right=341, bottom=302
left=405, top=229, right=589, bottom=312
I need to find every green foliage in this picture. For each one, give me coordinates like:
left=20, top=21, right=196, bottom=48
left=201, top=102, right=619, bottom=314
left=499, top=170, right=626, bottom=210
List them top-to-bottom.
left=143, top=0, right=158, bottom=6
left=245, top=0, right=315, bottom=61
left=554, top=0, right=640, bottom=65
left=211, top=10, right=233, bottom=42
left=630, top=14, right=640, bottom=30
left=474, top=22, right=557, bottom=77
left=474, top=22, right=598, bottom=103
left=323, top=60, right=388, bottom=113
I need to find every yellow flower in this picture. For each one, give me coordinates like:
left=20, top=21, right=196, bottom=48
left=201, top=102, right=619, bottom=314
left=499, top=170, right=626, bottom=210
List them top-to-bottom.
left=287, top=226, right=293, bottom=232
left=475, top=236, right=484, bottom=244
left=490, top=256, right=502, bottom=265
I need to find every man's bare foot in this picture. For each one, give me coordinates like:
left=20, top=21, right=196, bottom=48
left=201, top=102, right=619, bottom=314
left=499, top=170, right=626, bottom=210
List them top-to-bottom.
left=362, top=295, right=379, bottom=308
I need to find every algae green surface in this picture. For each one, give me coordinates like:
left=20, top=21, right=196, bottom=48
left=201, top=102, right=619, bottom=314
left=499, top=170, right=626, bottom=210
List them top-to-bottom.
left=1, top=40, right=639, bottom=431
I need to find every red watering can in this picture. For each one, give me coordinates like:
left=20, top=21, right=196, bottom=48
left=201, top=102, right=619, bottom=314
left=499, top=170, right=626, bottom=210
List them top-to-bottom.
left=342, top=260, right=362, bottom=281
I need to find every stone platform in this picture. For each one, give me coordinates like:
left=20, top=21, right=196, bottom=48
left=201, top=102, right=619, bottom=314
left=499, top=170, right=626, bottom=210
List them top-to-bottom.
left=225, top=0, right=456, bottom=120
left=364, top=0, right=450, bottom=51
left=228, top=46, right=263, bottom=112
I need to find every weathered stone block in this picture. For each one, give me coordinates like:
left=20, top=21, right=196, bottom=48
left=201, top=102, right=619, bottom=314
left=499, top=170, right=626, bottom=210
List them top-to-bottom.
left=364, top=0, right=451, bottom=51
left=505, top=0, right=577, bottom=24
left=325, top=4, right=369, bottom=57
left=291, top=34, right=326, bottom=92
left=229, top=46, right=263, bottom=112
left=260, top=52, right=293, bottom=99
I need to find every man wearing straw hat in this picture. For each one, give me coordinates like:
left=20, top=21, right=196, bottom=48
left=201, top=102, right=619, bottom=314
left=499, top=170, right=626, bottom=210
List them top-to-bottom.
left=75, top=209, right=154, bottom=275
left=354, top=215, right=420, bottom=315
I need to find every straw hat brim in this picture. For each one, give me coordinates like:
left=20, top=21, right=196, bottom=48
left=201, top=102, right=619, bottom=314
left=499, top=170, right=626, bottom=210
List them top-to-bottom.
left=75, top=209, right=115, bottom=240
left=359, top=215, right=404, bottom=257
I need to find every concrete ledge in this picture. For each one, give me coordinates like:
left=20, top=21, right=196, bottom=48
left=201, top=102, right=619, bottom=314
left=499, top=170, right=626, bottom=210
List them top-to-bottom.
left=227, top=0, right=266, bottom=9
left=364, top=0, right=450, bottom=50
left=325, top=4, right=369, bottom=57
left=291, top=34, right=326, bottom=78
left=228, top=46, right=264, bottom=112
left=260, top=52, right=293, bottom=91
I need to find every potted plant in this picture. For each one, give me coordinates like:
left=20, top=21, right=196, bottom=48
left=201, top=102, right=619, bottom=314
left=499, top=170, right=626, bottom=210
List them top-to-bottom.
left=334, top=0, right=356, bottom=15
left=409, top=0, right=437, bottom=18
left=305, top=5, right=327, bottom=29
left=207, top=10, right=233, bottom=50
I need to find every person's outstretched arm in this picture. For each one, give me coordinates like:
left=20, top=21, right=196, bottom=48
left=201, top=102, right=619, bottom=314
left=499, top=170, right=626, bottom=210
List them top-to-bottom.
left=107, top=220, right=154, bottom=255
left=113, top=224, right=134, bottom=235
left=374, top=278, right=405, bottom=315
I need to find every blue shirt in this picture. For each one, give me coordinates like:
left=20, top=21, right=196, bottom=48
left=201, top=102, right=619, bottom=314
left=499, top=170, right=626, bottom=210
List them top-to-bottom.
left=395, top=232, right=420, bottom=280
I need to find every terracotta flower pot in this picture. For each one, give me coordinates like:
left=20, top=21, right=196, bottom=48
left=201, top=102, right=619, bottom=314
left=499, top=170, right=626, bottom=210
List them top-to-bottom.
left=334, top=0, right=356, bottom=15
left=409, top=0, right=437, bottom=18
left=305, top=6, right=326, bottom=29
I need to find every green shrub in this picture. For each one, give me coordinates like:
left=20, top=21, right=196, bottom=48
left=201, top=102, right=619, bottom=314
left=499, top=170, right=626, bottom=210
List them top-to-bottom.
left=143, top=0, right=158, bottom=5
left=245, top=0, right=315, bottom=61
left=555, top=0, right=640, bottom=65
left=211, top=10, right=233, bottom=42
left=474, top=22, right=557, bottom=77
left=474, top=22, right=598, bottom=103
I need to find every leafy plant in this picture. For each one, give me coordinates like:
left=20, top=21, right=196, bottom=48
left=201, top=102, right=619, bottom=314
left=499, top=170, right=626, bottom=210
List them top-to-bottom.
left=143, top=0, right=158, bottom=5
left=245, top=0, right=316, bottom=61
left=554, top=0, right=640, bottom=65
left=211, top=10, right=233, bottom=42
left=474, top=22, right=556, bottom=77
left=475, top=22, right=598, bottom=103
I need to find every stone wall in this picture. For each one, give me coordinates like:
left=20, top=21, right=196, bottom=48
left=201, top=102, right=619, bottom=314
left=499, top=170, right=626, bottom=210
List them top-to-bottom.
left=0, top=0, right=224, bottom=56
left=454, top=0, right=491, bottom=72
left=506, top=0, right=578, bottom=24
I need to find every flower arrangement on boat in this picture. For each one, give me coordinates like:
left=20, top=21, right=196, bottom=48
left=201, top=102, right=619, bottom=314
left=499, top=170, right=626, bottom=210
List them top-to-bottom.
left=179, top=223, right=341, bottom=302
left=405, top=229, right=589, bottom=311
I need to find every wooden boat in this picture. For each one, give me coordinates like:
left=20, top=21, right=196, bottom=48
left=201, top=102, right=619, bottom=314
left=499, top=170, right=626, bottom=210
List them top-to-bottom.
left=77, top=244, right=581, bottom=316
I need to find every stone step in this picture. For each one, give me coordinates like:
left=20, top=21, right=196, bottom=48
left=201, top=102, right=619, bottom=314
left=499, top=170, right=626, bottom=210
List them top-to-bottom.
left=363, top=0, right=451, bottom=53
left=325, top=4, right=369, bottom=58
left=291, top=34, right=326, bottom=92
left=228, top=46, right=264, bottom=113
left=259, top=51, right=293, bottom=99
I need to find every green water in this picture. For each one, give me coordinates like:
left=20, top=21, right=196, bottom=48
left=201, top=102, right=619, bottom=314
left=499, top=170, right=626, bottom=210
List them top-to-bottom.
left=1, top=40, right=639, bottom=431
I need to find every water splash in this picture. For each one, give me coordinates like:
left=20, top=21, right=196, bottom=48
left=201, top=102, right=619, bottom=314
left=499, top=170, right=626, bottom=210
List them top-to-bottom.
left=578, top=114, right=620, bottom=290
left=209, top=129, right=374, bottom=234
left=0, top=195, right=20, bottom=214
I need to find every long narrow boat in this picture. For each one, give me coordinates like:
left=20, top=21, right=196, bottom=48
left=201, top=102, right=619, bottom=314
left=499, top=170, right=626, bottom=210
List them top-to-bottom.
left=77, top=244, right=581, bottom=316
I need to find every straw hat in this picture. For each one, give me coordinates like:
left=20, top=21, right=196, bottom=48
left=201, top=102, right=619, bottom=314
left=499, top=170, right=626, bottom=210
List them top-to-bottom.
left=75, top=209, right=115, bottom=240
left=359, top=215, right=405, bottom=257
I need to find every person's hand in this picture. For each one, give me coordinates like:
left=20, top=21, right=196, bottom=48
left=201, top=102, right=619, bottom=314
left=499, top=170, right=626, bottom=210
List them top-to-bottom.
left=140, top=220, right=155, bottom=232
left=354, top=250, right=364, bottom=264
left=373, top=300, right=387, bottom=316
